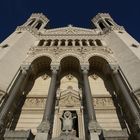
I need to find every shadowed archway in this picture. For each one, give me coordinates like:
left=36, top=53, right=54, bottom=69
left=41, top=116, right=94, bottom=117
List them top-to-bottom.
left=88, top=56, right=127, bottom=130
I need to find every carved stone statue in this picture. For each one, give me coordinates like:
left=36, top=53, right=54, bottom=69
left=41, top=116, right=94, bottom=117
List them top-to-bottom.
left=60, top=111, right=76, bottom=132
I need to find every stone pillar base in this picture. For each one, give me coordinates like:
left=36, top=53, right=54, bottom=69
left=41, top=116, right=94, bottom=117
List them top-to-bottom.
left=88, top=120, right=101, bottom=140
left=35, top=121, right=50, bottom=140
left=103, top=129, right=129, bottom=140
left=4, top=130, right=34, bottom=140
left=51, top=131, right=82, bottom=140
left=90, top=132, right=100, bottom=140
left=35, top=133, right=49, bottom=140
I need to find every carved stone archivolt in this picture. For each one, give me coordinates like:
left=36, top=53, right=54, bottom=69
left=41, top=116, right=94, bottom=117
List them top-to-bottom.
left=23, top=45, right=117, bottom=66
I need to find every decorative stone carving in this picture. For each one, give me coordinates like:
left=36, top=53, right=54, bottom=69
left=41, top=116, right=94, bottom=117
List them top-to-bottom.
left=23, top=44, right=117, bottom=67
left=41, top=74, right=49, bottom=80
left=66, top=74, right=74, bottom=81
left=90, top=74, right=98, bottom=80
left=59, top=92, right=80, bottom=107
left=24, top=97, right=46, bottom=108
left=93, top=97, right=114, bottom=108
left=60, top=111, right=76, bottom=132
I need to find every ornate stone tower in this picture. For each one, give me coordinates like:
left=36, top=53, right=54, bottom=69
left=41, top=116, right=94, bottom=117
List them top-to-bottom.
left=0, top=13, right=140, bottom=140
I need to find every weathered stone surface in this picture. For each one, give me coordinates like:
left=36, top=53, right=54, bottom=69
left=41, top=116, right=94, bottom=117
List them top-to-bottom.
left=1, top=12, right=140, bottom=140
left=103, top=129, right=129, bottom=140
left=4, top=130, right=34, bottom=140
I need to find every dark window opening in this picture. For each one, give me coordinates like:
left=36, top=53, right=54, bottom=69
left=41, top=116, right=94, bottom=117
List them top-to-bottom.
left=28, top=19, right=35, bottom=26
left=105, top=19, right=113, bottom=26
left=35, top=21, right=43, bottom=30
left=98, top=21, right=106, bottom=30
left=118, top=31, right=123, bottom=34
left=17, top=32, right=22, bottom=34
left=89, top=39, right=95, bottom=46
left=96, top=39, right=102, bottom=46
left=38, top=40, right=45, bottom=46
left=46, top=40, right=52, bottom=46
left=53, top=40, right=59, bottom=46
left=61, top=40, right=66, bottom=46
left=68, top=40, right=73, bottom=46
left=75, top=40, right=80, bottom=46
left=82, top=40, right=87, bottom=46
left=1, top=44, right=9, bottom=48
left=132, top=44, right=139, bottom=48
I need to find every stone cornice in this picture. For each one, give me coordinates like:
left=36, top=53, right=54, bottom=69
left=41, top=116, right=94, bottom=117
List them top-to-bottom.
left=30, top=13, right=49, bottom=22
left=92, top=13, right=111, bottom=23
left=16, top=24, right=124, bottom=40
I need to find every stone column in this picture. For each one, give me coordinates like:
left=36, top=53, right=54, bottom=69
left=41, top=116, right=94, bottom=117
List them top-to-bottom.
left=50, top=40, right=55, bottom=46
left=58, top=40, right=61, bottom=46
left=65, top=40, right=68, bottom=46
left=72, top=40, right=75, bottom=46
left=79, top=40, right=83, bottom=46
left=86, top=40, right=90, bottom=46
left=94, top=41, right=97, bottom=46
left=35, top=65, right=59, bottom=140
left=110, top=65, right=140, bottom=140
left=0, top=66, right=30, bottom=132
left=43, top=66, right=58, bottom=121
left=81, top=66, right=101, bottom=140
left=82, top=66, right=96, bottom=121
left=77, top=109, right=85, bottom=140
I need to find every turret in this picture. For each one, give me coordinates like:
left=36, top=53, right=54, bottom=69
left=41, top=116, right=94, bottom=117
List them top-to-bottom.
left=22, top=13, right=49, bottom=30
left=92, top=13, right=122, bottom=32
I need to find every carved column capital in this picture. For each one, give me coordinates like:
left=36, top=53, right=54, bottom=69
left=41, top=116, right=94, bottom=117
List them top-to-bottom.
left=109, top=64, right=119, bottom=74
left=21, top=65, right=30, bottom=75
left=51, top=65, right=59, bottom=74
left=81, top=65, right=89, bottom=74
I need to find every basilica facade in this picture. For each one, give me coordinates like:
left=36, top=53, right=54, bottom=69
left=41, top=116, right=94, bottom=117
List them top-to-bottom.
left=0, top=13, right=140, bottom=140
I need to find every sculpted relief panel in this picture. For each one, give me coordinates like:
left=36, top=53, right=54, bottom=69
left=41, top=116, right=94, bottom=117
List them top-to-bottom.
left=59, top=92, right=81, bottom=107
left=24, top=97, right=46, bottom=109
left=93, top=97, right=114, bottom=108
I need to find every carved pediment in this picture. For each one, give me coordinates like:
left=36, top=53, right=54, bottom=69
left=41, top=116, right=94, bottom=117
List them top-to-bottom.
left=41, top=25, right=98, bottom=35
left=59, top=90, right=81, bottom=107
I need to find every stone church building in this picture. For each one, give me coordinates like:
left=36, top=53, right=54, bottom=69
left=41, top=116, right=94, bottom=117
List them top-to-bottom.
left=0, top=13, right=140, bottom=140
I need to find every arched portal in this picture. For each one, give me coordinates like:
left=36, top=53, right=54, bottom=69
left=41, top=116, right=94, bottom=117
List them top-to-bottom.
left=14, top=56, right=52, bottom=134
left=51, top=56, right=85, bottom=139
left=60, top=56, right=81, bottom=80
left=88, top=56, right=127, bottom=131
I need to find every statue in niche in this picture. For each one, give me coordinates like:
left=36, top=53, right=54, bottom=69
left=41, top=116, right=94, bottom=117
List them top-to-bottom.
left=60, top=111, right=76, bottom=133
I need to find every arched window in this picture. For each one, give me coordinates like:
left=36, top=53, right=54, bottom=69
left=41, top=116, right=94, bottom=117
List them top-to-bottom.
left=28, top=19, right=35, bottom=26
left=105, top=19, right=113, bottom=26
left=35, top=21, right=43, bottom=30
left=98, top=21, right=106, bottom=30
left=81, top=39, right=87, bottom=46
left=88, top=39, right=95, bottom=46
left=95, top=39, right=102, bottom=46
left=38, top=40, right=45, bottom=46
left=46, top=40, right=52, bottom=46
left=53, top=40, right=59, bottom=46
left=60, top=40, right=66, bottom=46
left=68, top=40, right=73, bottom=46
left=75, top=40, right=80, bottom=46
left=1, top=44, right=9, bottom=48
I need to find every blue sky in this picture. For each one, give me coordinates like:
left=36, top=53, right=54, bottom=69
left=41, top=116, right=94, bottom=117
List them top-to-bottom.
left=0, top=0, right=140, bottom=42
